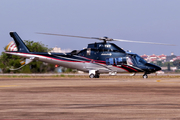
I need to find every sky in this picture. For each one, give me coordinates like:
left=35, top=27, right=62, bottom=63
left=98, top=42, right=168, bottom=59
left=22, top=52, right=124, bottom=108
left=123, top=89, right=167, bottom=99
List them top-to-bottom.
left=0, top=0, right=179, bottom=55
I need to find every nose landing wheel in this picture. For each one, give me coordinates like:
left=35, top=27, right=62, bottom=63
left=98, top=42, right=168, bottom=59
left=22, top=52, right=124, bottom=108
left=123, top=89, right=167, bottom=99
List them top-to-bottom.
left=143, top=74, right=148, bottom=79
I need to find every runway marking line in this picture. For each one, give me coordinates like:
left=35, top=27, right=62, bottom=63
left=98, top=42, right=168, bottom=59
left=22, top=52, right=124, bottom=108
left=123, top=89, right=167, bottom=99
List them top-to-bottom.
left=156, top=80, right=180, bottom=83
left=156, top=80, right=161, bottom=82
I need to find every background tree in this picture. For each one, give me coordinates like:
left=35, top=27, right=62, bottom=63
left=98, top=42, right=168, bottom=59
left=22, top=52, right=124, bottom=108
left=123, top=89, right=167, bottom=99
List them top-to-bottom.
left=0, top=40, right=55, bottom=73
left=0, top=52, right=21, bottom=73
left=173, top=60, right=180, bottom=69
left=156, top=61, right=163, bottom=67
left=161, top=62, right=174, bottom=67
left=167, top=63, right=171, bottom=71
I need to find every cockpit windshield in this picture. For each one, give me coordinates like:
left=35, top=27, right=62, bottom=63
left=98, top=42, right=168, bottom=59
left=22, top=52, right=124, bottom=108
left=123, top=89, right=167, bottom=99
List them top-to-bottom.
left=105, top=54, right=147, bottom=66
left=127, top=54, right=147, bottom=66
left=134, top=55, right=147, bottom=65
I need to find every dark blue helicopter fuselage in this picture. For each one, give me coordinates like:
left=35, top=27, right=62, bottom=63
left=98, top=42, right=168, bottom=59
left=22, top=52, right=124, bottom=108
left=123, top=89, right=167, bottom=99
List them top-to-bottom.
left=5, top=32, right=161, bottom=77
left=73, top=42, right=161, bottom=74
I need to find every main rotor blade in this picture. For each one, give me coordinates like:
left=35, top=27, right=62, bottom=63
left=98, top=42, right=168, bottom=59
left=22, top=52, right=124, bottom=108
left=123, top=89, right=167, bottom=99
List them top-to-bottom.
left=36, top=32, right=100, bottom=40
left=37, top=32, right=175, bottom=46
left=113, top=39, right=176, bottom=46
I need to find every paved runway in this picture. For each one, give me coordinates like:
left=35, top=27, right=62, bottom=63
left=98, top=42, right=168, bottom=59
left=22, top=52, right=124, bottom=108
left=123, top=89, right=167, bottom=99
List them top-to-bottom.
left=0, top=77, right=180, bottom=119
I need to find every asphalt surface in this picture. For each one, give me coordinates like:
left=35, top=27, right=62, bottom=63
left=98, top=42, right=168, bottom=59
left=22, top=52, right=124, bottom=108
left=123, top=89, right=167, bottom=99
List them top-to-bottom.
left=1, top=73, right=180, bottom=76
left=1, top=77, right=180, bottom=119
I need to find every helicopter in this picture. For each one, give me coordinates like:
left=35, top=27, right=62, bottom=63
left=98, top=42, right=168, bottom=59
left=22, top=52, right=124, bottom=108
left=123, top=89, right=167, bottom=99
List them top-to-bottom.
left=4, top=32, right=174, bottom=78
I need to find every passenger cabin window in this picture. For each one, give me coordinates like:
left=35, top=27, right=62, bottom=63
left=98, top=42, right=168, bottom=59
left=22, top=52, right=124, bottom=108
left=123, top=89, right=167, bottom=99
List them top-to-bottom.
left=106, top=57, right=127, bottom=65
left=106, top=58, right=114, bottom=65
left=115, top=58, right=124, bottom=65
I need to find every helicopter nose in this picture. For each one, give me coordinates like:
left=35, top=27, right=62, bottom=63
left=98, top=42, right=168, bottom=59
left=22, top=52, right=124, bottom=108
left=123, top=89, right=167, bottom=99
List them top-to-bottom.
left=146, top=63, right=161, bottom=72
left=151, top=65, right=161, bottom=72
left=155, top=66, right=161, bottom=71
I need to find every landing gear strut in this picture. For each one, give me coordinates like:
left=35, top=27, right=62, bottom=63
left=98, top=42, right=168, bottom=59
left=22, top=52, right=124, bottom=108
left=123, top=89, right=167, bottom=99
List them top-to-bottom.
left=89, top=70, right=100, bottom=78
left=130, top=72, right=136, bottom=76
left=143, top=72, right=148, bottom=79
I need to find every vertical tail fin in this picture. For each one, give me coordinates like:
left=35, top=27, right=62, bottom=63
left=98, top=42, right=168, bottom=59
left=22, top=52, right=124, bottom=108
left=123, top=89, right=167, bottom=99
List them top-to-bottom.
left=9, top=32, right=30, bottom=53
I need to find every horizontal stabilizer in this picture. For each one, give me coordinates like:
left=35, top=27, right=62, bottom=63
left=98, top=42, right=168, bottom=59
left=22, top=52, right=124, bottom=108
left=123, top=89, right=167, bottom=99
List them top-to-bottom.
left=9, top=58, right=33, bottom=71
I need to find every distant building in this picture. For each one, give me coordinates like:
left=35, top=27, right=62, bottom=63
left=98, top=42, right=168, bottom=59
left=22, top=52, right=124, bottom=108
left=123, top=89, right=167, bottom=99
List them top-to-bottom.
left=51, top=47, right=71, bottom=53
left=51, top=47, right=61, bottom=53
left=171, top=52, right=174, bottom=56
left=141, top=54, right=148, bottom=61
left=141, top=54, right=167, bottom=63
left=149, top=54, right=158, bottom=62
left=158, top=54, right=166, bottom=62
left=166, top=54, right=177, bottom=62
left=170, top=56, right=180, bottom=62
left=161, top=66, right=177, bottom=71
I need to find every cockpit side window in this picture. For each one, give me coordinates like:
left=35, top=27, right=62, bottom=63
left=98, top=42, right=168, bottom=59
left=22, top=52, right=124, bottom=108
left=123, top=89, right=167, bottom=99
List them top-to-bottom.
left=127, top=57, right=133, bottom=65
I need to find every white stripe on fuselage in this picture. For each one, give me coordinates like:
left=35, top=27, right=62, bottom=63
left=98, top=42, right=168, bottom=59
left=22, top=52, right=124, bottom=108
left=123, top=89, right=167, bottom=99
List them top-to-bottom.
left=54, top=55, right=86, bottom=62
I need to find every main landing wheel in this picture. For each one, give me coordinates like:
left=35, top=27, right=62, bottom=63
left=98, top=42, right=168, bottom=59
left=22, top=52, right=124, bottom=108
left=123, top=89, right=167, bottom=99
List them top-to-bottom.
left=89, top=70, right=100, bottom=78
left=89, top=73, right=100, bottom=78
left=89, top=74, right=95, bottom=78
left=143, top=74, right=148, bottom=79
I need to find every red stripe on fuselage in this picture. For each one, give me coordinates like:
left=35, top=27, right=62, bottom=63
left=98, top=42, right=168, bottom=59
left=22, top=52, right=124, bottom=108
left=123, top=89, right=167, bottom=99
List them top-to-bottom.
left=122, top=65, right=138, bottom=72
